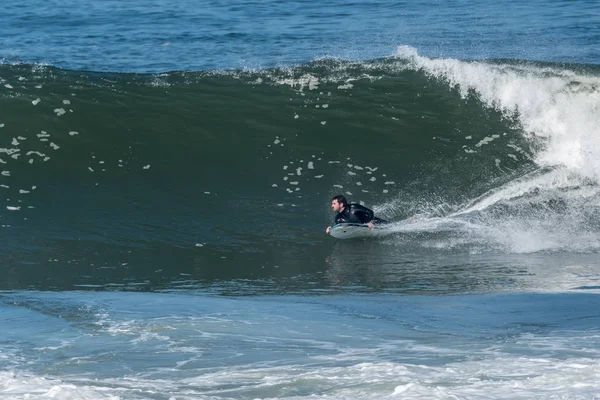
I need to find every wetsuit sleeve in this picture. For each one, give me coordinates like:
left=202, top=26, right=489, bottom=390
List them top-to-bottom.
left=349, top=204, right=374, bottom=224
left=352, top=210, right=372, bottom=224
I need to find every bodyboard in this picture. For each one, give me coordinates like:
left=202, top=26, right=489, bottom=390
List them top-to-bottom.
left=329, top=223, right=382, bottom=239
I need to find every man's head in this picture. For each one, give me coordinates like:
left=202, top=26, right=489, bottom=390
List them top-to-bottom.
left=331, top=195, right=347, bottom=212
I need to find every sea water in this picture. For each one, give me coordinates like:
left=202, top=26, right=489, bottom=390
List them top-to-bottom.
left=1, top=0, right=600, bottom=398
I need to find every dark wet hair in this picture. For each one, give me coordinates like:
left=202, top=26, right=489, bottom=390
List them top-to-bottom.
left=331, top=195, right=347, bottom=207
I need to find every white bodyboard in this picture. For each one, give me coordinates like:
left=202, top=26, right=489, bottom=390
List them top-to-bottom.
left=329, top=223, right=382, bottom=239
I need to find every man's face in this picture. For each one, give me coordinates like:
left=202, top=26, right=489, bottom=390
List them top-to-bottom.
left=331, top=199, right=344, bottom=212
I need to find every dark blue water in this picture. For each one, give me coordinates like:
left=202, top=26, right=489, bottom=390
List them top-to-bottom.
left=2, top=0, right=599, bottom=72
left=1, top=1, right=600, bottom=398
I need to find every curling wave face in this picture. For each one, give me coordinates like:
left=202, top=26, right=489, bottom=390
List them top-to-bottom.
left=1, top=48, right=599, bottom=289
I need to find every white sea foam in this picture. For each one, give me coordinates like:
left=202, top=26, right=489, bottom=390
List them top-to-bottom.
left=397, top=45, right=600, bottom=183
left=390, top=47, right=600, bottom=253
left=277, top=74, right=320, bottom=91
left=384, top=166, right=600, bottom=253
left=2, top=352, right=598, bottom=400
left=0, top=372, right=120, bottom=400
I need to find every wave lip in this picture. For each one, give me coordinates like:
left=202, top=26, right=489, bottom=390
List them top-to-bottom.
left=396, top=45, right=600, bottom=182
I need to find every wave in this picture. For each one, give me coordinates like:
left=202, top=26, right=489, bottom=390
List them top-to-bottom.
left=1, top=47, right=599, bottom=255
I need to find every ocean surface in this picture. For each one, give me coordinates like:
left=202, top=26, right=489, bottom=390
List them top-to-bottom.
left=2, top=0, right=600, bottom=398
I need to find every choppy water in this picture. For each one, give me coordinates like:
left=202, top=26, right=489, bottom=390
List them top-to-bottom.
left=1, top=0, right=600, bottom=398
left=2, top=0, right=599, bottom=71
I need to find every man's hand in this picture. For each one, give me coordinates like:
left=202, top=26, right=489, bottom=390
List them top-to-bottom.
left=367, top=222, right=375, bottom=229
left=326, top=226, right=331, bottom=234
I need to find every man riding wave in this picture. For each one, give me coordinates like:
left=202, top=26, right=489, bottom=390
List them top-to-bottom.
left=326, top=195, right=387, bottom=234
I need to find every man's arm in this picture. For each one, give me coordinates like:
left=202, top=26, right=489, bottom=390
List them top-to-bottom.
left=350, top=205, right=376, bottom=228
left=352, top=210, right=372, bottom=224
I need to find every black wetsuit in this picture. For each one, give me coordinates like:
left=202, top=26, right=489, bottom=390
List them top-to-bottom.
left=334, top=203, right=387, bottom=225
